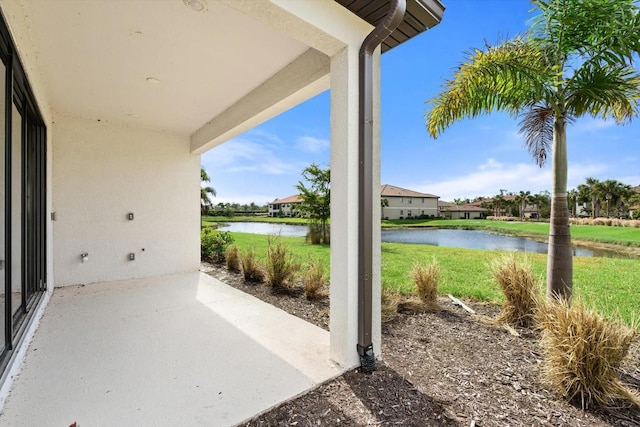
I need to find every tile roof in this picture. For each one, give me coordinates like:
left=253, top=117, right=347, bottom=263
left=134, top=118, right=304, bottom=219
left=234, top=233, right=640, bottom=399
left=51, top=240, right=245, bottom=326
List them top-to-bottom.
left=380, top=184, right=438, bottom=198
left=271, top=195, right=302, bottom=204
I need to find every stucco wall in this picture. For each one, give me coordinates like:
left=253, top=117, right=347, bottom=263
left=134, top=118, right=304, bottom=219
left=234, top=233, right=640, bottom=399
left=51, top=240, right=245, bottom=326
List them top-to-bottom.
left=52, top=115, right=200, bottom=286
left=383, top=197, right=438, bottom=219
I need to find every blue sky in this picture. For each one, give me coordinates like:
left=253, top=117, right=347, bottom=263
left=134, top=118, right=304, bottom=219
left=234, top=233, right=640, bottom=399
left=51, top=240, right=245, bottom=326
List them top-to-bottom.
left=202, top=0, right=640, bottom=206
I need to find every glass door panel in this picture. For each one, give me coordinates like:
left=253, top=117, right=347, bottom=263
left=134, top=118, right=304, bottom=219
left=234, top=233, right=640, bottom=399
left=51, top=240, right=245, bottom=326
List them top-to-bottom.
left=0, top=61, right=5, bottom=353
left=10, top=103, right=21, bottom=321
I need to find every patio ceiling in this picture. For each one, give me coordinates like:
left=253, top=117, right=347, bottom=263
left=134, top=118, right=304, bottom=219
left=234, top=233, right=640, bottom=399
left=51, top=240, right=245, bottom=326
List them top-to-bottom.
left=15, top=0, right=443, bottom=140
left=17, top=0, right=312, bottom=135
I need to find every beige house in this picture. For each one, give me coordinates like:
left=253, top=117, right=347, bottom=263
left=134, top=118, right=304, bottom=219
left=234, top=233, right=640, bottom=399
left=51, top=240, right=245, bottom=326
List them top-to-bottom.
left=380, top=184, right=439, bottom=219
left=268, top=195, right=303, bottom=217
left=438, top=201, right=488, bottom=219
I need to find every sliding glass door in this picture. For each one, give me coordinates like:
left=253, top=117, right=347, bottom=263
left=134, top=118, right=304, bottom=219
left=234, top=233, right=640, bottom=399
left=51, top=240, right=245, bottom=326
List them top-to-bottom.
left=0, top=13, right=47, bottom=375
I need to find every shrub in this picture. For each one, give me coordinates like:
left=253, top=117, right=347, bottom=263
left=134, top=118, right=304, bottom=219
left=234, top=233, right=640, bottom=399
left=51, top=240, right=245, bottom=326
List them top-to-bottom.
left=201, top=229, right=234, bottom=263
left=265, top=236, right=299, bottom=292
left=225, top=245, right=241, bottom=273
left=241, top=247, right=264, bottom=283
left=490, top=255, right=540, bottom=328
left=304, top=259, right=327, bottom=299
left=410, top=260, right=440, bottom=307
left=381, top=288, right=401, bottom=323
left=536, top=298, right=639, bottom=409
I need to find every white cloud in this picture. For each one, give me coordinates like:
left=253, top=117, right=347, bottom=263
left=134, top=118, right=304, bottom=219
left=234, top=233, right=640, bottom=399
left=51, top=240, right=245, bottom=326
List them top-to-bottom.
left=295, top=136, right=329, bottom=153
left=203, top=137, right=297, bottom=176
left=411, top=158, right=610, bottom=201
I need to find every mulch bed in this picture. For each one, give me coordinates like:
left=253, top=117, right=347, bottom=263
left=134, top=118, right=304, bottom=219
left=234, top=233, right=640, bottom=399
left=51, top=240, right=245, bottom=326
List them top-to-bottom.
left=201, top=263, right=640, bottom=427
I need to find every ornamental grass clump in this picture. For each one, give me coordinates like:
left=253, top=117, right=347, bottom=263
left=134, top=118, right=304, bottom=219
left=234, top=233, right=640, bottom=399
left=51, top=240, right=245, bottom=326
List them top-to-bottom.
left=265, top=236, right=299, bottom=292
left=225, top=245, right=241, bottom=273
left=241, top=247, right=264, bottom=284
left=490, top=255, right=541, bottom=328
left=304, top=259, right=327, bottom=300
left=407, top=260, right=440, bottom=311
left=381, top=288, right=401, bottom=323
left=536, top=298, right=639, bottom=409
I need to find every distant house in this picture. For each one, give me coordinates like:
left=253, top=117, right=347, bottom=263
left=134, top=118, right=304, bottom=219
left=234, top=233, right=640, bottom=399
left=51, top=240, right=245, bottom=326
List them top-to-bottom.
left=380, top=184, right=439, bottom=219
left=268, top=195, right=303, bottom=217
left=468, top=196, right=541, bottom=218
left=438, top=201, right=488, bottom=219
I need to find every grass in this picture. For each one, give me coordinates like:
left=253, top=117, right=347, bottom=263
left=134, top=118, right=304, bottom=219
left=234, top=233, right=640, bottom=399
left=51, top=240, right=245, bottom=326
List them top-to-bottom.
left=228, top=232, right=640, bottom=328
left=536, top=298, right=639, bottom=409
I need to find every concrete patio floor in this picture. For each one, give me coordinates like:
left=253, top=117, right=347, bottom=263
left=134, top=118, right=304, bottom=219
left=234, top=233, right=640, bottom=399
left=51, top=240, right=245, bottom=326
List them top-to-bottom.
left=0, top=272, right=342, bottom=426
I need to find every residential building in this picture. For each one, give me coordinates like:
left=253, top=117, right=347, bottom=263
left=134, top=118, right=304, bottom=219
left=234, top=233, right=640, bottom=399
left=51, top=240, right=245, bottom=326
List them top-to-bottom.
left=0, top=1, right=444, bottom=423
left=380, top=184, right=439, bottom=219
left=268, top=195, right=303, bottom=217
left=438, top=201, right=488, bottom=219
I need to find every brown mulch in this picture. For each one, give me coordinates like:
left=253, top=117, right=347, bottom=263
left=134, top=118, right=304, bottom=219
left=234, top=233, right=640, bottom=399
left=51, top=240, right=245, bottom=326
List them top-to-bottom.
left=200, top=263, right=640, bottom=427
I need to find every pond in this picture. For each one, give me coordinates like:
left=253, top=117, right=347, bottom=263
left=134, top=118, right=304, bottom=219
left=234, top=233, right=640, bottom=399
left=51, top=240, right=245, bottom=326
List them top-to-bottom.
left=216, top=222, right=624, bottom=258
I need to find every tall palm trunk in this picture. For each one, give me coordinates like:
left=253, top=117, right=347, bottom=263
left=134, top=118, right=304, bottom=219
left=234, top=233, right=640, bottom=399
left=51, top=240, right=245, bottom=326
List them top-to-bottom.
left=547, top=116, right=573, bottom=300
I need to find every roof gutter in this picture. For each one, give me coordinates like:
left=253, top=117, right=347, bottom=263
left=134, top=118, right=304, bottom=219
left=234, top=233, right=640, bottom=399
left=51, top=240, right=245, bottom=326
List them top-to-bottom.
left=357, top=0, right=406, bottom=373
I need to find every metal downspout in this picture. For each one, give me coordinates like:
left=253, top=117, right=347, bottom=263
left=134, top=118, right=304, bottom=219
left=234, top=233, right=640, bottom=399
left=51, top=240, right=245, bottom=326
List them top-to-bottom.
left=357, top=0, right=406, bottom=372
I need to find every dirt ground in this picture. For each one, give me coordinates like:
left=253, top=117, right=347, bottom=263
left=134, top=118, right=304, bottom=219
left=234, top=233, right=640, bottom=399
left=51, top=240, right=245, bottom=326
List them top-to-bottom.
left=201, top=263, right=640, bottom=427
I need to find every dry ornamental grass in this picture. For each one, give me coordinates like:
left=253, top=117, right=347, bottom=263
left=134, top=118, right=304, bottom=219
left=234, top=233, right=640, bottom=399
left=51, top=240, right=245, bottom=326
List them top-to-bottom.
left=265, top=237, right=299, bottom=292
left=225, top=245, right=241, bottom=273
left=240, top=248, right=264, bottom=284
left=490, top=255, right=541, bottom=328
left=304, top=259, right=327, bottom=300
left=404, top=259, right=440, bottom=313
left=536, top=297, right=640, bottom=409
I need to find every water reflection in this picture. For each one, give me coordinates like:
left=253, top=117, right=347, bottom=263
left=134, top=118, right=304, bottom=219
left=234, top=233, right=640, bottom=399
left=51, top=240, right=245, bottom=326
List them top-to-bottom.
left=216, top=222, right=627, bottom=258
left=381, top=228, right=595, bottom=257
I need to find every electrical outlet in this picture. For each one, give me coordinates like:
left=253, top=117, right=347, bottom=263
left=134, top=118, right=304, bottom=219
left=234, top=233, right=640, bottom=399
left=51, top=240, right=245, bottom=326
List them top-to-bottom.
left=129, top=253, right=135, bottom=261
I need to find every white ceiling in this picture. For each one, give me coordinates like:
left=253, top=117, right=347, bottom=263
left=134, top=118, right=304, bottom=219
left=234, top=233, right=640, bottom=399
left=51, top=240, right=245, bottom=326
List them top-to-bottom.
left=20, top=0, right=311, bottom=134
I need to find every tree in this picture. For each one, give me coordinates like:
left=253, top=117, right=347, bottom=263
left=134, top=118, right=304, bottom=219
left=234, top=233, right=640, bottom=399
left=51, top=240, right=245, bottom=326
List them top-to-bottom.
left=425, top=0, right=640, bottom=300
left=296, top=163, right=330, bottom=245
left=200, top=166, right=216, bottom=216
left=577, top=177, right=600, bottom=217
left=567, top=189, right=578, bottom=217
left=515, top=191, right=531, bottom=221
left=494, top=193, right=505, bottom=217
left=381, top=198, right=389, bottom=219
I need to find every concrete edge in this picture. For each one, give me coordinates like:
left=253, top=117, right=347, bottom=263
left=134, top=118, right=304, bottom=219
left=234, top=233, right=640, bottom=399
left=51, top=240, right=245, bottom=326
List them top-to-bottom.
left=0, top=287, right=53, bottom=413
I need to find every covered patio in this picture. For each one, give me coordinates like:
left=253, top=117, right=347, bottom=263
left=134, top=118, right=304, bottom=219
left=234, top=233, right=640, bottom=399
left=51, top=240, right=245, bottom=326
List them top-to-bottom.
left=0, top=0, right=443, bottom=423
left=1, top=272, right=340, bottom=425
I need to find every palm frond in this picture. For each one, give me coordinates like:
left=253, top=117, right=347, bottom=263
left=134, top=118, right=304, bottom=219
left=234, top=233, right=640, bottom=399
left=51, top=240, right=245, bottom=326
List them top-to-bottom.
left=425, top=38, right=554, bottom=138
left=566, top=63, right=640, bottom=123
left=518, top=104, right=554, bottom=167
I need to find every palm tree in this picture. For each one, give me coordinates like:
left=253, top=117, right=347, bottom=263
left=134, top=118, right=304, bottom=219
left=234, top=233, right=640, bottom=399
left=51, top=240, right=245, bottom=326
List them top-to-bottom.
left=425, top=0, right=640, bottom=300
left=200, top=166, right=216, bottom=216
left=577, top=177, right=600, bottom=218
left=567, top=189, right=578, bottom=217
left=515, top=190, right=531, bottom=221
left=493, top=193, right=506, bottom=217
left=381, top=198, right=389, bottom=219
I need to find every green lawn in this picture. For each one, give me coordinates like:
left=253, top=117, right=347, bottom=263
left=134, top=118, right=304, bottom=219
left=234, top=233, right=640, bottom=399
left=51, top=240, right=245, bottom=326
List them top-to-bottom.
left=224, top=232, right=639, bottom=328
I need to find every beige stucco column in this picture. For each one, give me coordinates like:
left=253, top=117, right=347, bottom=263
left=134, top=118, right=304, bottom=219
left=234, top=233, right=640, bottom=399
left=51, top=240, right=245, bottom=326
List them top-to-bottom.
left=329, top=43, right=382, bottom=368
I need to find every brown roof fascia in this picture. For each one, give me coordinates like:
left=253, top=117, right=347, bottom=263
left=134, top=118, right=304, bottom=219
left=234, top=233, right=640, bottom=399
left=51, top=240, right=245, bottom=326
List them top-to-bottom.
left=335, top=0, right=445, bottom=53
